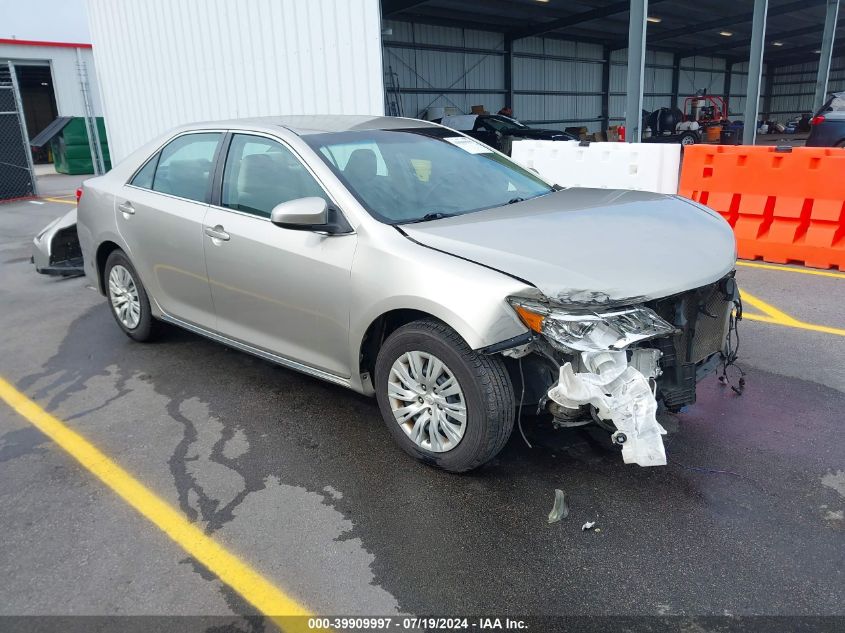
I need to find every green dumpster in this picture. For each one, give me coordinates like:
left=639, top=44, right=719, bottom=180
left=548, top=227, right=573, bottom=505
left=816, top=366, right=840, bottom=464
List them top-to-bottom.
left=50, top=117, right=111, bottom=175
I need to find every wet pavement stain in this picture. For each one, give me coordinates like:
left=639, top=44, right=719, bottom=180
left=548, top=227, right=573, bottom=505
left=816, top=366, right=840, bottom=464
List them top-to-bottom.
left=12, top=301, right=845, bottom=616
left=17, top=303, right=400, bottom=616
left=0, top=427, right=49, bottom=463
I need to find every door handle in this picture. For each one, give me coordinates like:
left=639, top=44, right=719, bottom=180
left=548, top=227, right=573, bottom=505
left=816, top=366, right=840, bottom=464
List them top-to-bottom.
left=118, top=201, right=135, bottom=215
left=204, top=225, right=230, bottom=241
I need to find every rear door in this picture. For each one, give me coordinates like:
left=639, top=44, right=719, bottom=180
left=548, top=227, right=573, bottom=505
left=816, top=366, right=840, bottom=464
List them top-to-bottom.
left=117, top=131, right=222, bottom=329
left=202, top=132, right=357, bottom=377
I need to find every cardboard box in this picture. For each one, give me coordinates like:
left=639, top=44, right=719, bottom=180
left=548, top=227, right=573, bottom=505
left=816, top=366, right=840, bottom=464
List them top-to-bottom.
left=470, top=105, right=487, bottom=114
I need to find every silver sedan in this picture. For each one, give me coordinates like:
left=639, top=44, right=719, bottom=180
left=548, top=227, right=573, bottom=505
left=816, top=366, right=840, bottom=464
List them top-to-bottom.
left=75, top=115, right=739, bottom=472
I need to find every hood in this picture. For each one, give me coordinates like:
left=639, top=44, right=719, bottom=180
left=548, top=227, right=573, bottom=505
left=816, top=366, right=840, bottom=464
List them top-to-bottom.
left=401, top=188, right=736, bottom=307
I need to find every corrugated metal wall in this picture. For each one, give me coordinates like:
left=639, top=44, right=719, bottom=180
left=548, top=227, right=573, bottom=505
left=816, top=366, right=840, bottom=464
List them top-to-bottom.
left=87, top=0, right=385, bottom=162
left=384, top=19, right=768, bottom=133
left=382, top=21, right=507, bottom=119
left=0, top=44, right=102, bottom=117
left=769, top=55, right=845, bottom=119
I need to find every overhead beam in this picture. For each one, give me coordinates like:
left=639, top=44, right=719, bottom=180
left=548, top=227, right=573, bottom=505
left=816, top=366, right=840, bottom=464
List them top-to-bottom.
left=381, top=0, right=429, bottom=16
left=507, top=0, right=668, bottom=42
left=626, top=0, right=648, bottom=143
left=649, top=0, right=812, bottom=43
left=743, top=0, right=768, bottom=145
left=815, top=0, right=841, bottom=110
left=688, top=21, right=843, bottom=58
left=765, top=39, right=845, bottom=62
left=765, top=44, right=845, bottom=67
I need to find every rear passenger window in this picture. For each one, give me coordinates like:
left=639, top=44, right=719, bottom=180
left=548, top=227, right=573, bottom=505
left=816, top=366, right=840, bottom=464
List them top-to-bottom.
left=151, top=133, right=221, bottom=202
left=222, top=134, right=327, bottom=218
left=131, top=156, right=157, bottom=189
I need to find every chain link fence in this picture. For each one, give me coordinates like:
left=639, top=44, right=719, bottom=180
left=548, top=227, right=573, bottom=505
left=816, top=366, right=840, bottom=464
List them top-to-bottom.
left=0, top=67, right=36, bottom=201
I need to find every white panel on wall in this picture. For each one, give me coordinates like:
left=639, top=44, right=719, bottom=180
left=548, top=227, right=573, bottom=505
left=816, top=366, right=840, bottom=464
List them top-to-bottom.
left=87, top=0, right=384, bottom=162
left=0, top=44, right=102, bottom=117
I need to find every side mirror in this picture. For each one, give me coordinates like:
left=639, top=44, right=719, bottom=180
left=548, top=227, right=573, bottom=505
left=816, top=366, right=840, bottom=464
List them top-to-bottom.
left=270, top=197, right=329, bottom=231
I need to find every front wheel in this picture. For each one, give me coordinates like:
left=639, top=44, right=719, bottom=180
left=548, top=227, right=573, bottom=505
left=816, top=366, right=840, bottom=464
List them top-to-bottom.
left=104, top=249, right=159, bottom=342
left=374, top=319, right=515, bottom=472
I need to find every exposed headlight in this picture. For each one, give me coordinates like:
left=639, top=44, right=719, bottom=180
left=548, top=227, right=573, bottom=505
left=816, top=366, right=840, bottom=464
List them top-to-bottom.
left=508, top=298, right=676, bottom=353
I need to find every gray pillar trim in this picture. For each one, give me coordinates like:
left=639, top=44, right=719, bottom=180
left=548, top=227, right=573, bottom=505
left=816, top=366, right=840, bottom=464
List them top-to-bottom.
left=625, top=0, right=648, bottom=143
left=743, top=0, right=768, bottom=145
left=814, top=0, right=840, bottom=112
left=504, top=37, right=514, bottom=111
left=602, top=45, right=611, bottom=134
left=671, top=53, right=681, bottom=110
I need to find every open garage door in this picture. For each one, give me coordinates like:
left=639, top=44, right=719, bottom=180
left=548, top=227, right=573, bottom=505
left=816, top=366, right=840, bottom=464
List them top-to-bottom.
left=0, top=65, right=36, bottom=201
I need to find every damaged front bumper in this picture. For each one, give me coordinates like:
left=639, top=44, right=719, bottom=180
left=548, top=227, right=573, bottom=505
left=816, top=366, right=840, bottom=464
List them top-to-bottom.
left=498, top=273, right=742, bottom=467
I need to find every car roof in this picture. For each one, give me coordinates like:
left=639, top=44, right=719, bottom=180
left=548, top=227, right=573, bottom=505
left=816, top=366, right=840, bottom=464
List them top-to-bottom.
left=179, top=114, right=438, bottom=136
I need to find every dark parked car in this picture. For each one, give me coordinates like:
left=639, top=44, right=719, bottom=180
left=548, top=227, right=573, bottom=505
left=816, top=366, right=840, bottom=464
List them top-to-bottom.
left=806, top=92, right=845, bottom=147
left=438, top=114, right=576, bottom=154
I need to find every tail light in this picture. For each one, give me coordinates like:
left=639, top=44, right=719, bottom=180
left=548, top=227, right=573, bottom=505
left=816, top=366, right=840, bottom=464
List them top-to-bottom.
left=811, top=115, right=826, bottom=126
left=75, top=187, right=83, bottom=204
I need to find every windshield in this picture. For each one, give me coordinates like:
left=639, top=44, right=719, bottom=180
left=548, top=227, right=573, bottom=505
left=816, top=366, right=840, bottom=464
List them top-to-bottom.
left=818, top=93, right=845, bottom=114
left=483, top=115, right=528, bottom=132
left=304, top=128, right=553, bottom=224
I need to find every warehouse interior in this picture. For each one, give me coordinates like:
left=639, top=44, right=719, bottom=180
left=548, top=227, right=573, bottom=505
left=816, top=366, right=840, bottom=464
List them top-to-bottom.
left=381, top=0, right=844, bottom=140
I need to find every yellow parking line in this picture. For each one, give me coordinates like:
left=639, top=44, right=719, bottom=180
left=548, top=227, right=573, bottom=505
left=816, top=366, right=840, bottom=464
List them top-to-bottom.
left=42, top=197, right=77, bottom=205
left=737, top=261, right=845, bottom=279
left=741, top=290, right=845, bottom=337
left=0, top=376, right=313, bottom=631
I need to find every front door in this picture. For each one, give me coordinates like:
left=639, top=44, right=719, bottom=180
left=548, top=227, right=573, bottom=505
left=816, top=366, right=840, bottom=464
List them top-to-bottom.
left=117, top=132, right=222, bottom=330
left=202, top=133, right=357, bottom=377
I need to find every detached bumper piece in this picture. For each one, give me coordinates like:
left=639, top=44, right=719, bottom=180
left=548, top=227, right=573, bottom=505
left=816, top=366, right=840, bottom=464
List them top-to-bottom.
left=32, top=211, right=84, bottom=277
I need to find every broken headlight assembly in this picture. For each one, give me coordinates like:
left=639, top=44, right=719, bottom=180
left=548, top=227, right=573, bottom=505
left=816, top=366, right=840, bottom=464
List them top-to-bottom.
left=508, top=298, right=677, bottom=353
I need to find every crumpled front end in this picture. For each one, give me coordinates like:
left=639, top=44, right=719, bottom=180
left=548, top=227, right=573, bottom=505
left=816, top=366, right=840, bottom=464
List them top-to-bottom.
left=497, top=273, right=742, bottom=467
left=548, top=350, right=666, bottom=467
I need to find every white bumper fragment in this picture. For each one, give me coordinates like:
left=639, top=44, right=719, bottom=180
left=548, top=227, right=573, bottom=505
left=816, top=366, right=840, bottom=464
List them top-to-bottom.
left=547, top=350, right=667, bottom=467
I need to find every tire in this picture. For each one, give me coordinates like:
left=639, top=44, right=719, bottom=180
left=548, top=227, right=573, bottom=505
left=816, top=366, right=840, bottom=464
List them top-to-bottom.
left=679, top=131, right=698, bottom=146
left=103, top=249, right=159, bottom=342
left=374, top=319, right=515, bottom=472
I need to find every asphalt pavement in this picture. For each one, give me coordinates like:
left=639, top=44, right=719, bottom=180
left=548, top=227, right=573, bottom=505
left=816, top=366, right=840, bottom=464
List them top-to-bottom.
left=0, top=185, right=842, bottom=630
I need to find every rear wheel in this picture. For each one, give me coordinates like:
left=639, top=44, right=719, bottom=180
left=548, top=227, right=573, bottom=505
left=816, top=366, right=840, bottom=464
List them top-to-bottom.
left=679, top=131, right=698, bottom=146
left=104, top=249, right=159, bottom=342
left=374, top=319, right=515, bottom=472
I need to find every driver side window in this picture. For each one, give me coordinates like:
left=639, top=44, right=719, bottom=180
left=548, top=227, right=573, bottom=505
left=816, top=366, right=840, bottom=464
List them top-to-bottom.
left=221, top=134, right=327, bottom=218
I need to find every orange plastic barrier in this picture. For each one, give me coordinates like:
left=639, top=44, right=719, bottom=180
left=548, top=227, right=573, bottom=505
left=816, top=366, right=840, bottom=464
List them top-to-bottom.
left=678, top=145, right=845, bottom=270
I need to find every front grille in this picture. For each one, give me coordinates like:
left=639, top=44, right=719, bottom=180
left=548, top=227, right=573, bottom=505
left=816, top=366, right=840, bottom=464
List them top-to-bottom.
left=645, top=275, right=735, bottom=410
left=691, top=290, right=732, bottom=363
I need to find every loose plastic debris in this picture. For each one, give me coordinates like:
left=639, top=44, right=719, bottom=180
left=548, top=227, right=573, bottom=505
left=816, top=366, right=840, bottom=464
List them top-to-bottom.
left=547, top=350, right=667, bottom=467
left=547, top=489, right=569, bottom=523
left=581, top=521, right=596, bottom=531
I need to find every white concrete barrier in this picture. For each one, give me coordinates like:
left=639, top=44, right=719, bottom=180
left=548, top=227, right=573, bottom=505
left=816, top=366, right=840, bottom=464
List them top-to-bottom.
left=511, top=140, right=681, bottom=194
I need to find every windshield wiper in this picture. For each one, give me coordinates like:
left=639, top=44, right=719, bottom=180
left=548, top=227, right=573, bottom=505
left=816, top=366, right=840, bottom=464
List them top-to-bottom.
left=507, top=197, right=525, bottom=204
left=402, top=211, right=458, bottom=224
